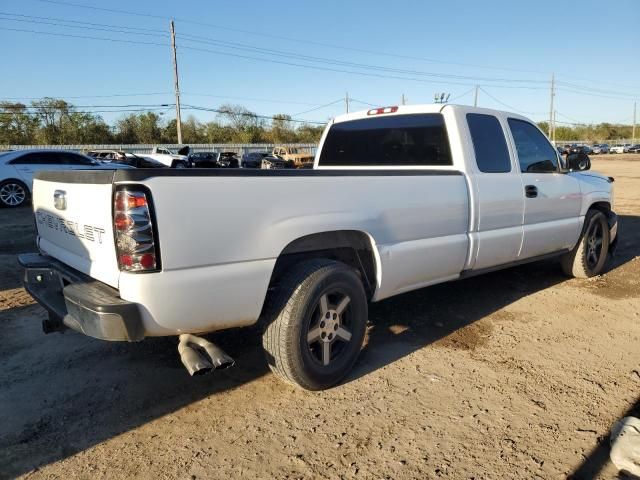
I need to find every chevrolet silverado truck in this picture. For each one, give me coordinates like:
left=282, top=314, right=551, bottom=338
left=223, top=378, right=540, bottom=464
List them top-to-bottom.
left=20, top=104, right=618, bottom=390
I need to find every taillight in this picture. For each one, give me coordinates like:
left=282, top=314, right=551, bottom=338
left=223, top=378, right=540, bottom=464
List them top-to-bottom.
left=113, top=188, right=159, bottom=272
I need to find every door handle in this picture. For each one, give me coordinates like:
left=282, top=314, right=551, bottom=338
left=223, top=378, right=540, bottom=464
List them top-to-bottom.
left=525, top=185, right=538, bottom=198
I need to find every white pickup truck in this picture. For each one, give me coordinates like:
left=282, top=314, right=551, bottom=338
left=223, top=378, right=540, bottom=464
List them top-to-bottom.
left=20, top=104, right=618, bottom=390
left=144, top=146, right=190, bottom=168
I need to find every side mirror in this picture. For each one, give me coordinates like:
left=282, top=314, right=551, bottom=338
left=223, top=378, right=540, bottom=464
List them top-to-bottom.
left=566, top=152, right=591, bottom=171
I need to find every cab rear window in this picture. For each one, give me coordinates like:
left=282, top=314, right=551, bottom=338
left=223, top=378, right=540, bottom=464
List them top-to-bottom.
left=318, top=114, right=452, bottom=167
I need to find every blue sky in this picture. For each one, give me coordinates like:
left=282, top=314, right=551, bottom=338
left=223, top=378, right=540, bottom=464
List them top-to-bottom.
left=1, top=0, right=638, bottom=127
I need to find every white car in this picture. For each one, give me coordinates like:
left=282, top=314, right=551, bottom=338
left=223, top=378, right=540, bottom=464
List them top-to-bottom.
left=20, top=104, right=618, bottom=390
left=610, top=144, right=631, bottom=154
left=0, top=149, right=131, bottom=208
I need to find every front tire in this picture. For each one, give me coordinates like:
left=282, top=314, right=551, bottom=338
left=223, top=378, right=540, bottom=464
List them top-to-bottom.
left=0, top=180, right=29, bottom=208
left=561, top=210, right=610, bottom=278
left=262, top=259, right=368, bottom=390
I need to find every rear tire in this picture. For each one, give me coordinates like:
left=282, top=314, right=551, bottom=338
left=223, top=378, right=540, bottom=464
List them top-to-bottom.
left=0, top=180, right=29, bottom=208
left=561, top=210, right=610, bottom=278
left=262, top=259, right=368, bottom=390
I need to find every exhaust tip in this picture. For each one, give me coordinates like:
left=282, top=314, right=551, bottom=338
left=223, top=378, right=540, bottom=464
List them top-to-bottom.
left=178, top=334, right=234, bottom=376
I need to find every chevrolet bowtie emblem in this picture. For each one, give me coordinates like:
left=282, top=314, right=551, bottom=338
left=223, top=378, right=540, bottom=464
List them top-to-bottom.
left=54, top=190, right=67, bottom=210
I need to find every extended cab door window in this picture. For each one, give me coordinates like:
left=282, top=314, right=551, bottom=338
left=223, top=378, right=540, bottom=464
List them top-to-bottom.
left=466, top=113, right=524, bottom=270
left=467, top=113, right=511, bottom=173
left=318, top=114, right=452, bottom=167
left=507, top=119, right=558, bottom=173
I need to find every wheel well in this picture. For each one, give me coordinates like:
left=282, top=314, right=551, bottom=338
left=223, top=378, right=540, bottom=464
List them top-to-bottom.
left=0, top=178, right=30, bottom=193
left=588, top=201, right=611, bottom=216
left=269, top=231, right=378, bottom=299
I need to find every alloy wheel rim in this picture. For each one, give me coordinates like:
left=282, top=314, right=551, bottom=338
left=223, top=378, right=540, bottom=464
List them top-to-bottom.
left=0, top=183, right=26, bottom=206
left=586, top=221, right=603, bottom=269
left=306, top=292, right=353, bottom=366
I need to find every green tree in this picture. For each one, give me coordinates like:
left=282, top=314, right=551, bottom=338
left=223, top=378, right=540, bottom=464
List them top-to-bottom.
left=0, top=102, right=39, bottom=145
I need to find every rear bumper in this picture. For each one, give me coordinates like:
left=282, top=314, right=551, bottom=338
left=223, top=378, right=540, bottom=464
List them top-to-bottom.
left=18, top=253, right=144, bottom=341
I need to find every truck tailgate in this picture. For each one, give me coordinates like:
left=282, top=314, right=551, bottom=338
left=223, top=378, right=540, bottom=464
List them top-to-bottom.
left=32, top=171, right=120, bottom=288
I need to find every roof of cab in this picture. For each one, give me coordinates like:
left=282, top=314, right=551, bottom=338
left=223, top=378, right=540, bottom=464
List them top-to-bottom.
left=331, top=103, right=523, bottom=124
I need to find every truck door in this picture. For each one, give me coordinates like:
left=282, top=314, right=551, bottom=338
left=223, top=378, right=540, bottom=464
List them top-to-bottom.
left=466, top=113, right=525, bottom=270
left=506, top=118, right=581, bottom=259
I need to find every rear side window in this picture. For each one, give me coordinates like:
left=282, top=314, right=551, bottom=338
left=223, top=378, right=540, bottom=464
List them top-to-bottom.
left=319, top=113, right=452, bottom=167
left=466, top=114, right=511, bottom=173
left=508, top=119, right=558, bottom=173
left=9, top=152, right=59, bottom=165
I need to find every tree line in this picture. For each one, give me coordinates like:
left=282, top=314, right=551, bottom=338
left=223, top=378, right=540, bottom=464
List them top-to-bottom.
left=0, top=98, right=325, bottom=145
left=0, top=98, right=635, bottom=145
left=536, top=122, right=637, bottom=142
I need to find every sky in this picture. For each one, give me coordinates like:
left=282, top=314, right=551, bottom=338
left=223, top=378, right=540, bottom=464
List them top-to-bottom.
left=1, top=0, right=639, bottom=128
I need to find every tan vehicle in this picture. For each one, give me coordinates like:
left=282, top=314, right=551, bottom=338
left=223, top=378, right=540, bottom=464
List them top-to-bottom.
left=272, top=146, right=314, bottom=168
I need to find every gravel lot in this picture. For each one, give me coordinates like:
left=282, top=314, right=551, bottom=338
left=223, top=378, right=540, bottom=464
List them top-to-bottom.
left=1, top=156, right=639, bottom=479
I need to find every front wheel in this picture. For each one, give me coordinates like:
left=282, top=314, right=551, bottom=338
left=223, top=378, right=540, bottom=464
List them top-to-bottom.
left=561, top=210, right=610, bottom=278
left=262, top=259, right=368, bottom=390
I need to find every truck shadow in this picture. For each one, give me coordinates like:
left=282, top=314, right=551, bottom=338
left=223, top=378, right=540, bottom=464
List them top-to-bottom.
left=0, top=214, right=638, bottom=478
left=350, top=214, right=640, bottom=383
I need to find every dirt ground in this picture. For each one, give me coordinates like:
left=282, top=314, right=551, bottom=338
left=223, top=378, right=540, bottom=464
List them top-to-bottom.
left=1, top=156, right=639, bottom=480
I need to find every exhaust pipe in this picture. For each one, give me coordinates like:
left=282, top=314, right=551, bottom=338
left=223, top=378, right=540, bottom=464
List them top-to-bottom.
left=178, top=334, right=235, bottom=376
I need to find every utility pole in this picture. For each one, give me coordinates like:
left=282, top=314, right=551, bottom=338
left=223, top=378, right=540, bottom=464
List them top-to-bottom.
left=170, top=20, right=183, bottom=144
left=548, top=73, right=555, bottom=139
left=474, top=85, right=479, bottom=107
left=345, top=92, right=350, bottom=113
left=401, top=93, right=406, bottom=105
left=633, top=101, right=637, bottom=144
left=552, top=110, right=557, bottom=144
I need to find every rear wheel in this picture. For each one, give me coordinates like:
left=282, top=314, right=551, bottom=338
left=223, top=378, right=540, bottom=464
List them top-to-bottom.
left=0, top=180, right=28, bottom=208
left=561, top=210, right=610, bottom=278
left=262, top=259, right=368, bottom=390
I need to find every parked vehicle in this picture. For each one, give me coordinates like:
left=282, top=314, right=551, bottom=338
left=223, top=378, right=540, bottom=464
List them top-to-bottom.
left=20, top=105, right=618, bottom=390
left=591, top=144, right=610, bottom=154
left=610, top=144, right=631, bottom=154
left=627, top=144, right=640, bottom=153
left=569, top=145, right=592, bottom=156
left=145, top=146, right=190, bottom=168
left=272, top=146, right=314, bottom=168
left=0, top=149, right=131, bottom=208
left=86, top=150, right=167, bottom=169
left=241, top=151, right=287, bottom=169
left=189, top=152, right=240, bottom=168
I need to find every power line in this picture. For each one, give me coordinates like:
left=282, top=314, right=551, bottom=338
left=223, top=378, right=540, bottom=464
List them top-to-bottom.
left=23, top=0, right=640, bottom=95
left=26, top=0, right=555, bottom=76
left=0, top=11, right=166, bottom=33
left=0, top=14, right=168, bottom=38
left=0, top=16, right=551, bottom=88
left=0, top=25, right=169, bottom=47
left=1, top=26, right=550, bottom=90
left=175, top=32, right=549, bottom=85
left=449, top=88, right=476, bottom=102
left=478, top=88, right=545, bottom=116
left=0, top=92, right=173, bottom=100
left=181, top=93, right=323, bottom=106
left=349, top=98, right=379, bottom=107
left=291, top=99, right=343, bottom=117
left=0, top=103, right=173, bottom=109
left=182, top=104, right=326, bottom=125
